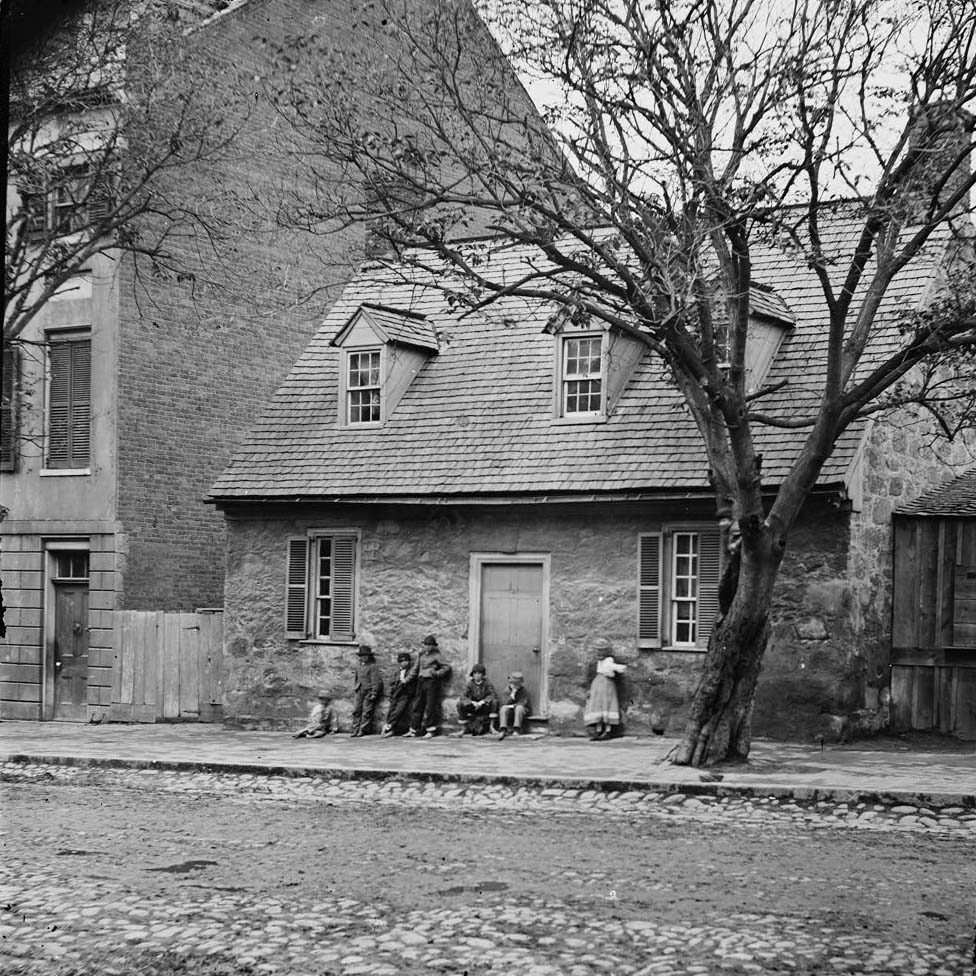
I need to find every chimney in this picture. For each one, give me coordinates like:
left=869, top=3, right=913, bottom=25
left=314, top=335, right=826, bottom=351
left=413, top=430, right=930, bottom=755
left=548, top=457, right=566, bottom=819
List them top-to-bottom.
left=901, top=102, right=975, bottom=222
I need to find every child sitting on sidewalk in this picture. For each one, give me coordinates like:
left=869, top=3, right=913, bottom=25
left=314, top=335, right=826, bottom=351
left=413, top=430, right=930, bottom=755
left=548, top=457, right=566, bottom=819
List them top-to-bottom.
left=497, top=672, right=530, bottom=739
left=292, top=690, right=339, bottom=738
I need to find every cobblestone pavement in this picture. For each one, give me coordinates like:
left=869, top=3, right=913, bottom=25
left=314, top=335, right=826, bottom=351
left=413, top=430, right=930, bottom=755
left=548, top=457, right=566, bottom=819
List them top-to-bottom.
left=2, top=762, right=974, bottom=976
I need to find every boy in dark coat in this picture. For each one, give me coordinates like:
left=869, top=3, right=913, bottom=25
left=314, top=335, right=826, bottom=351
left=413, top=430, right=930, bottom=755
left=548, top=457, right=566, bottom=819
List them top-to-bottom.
left=407, top=635, right=452, bottom=738
left=351, top=644, right=383, bottom=737
left=382, top=651, right=418, bottom=737
left=456, top=663, right=498, bottom=736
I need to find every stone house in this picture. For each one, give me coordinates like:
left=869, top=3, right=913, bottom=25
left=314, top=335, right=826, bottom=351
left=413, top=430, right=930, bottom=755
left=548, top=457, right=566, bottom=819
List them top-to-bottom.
left=0, top=0, right=536, bottom=721
left=207, top=211, right=974, bottom=739
left=891, top=468, right=976, bottom=737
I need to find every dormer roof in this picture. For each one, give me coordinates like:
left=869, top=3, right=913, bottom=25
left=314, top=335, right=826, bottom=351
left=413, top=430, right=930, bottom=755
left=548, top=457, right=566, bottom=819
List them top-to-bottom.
left=749, top=283, right=796, bottom=327
left=330, top=303, right=439, bottom=353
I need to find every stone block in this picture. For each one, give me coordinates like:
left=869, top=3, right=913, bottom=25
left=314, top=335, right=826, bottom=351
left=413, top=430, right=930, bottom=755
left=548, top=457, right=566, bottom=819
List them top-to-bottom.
left=795, top=617, right=829, bottom=641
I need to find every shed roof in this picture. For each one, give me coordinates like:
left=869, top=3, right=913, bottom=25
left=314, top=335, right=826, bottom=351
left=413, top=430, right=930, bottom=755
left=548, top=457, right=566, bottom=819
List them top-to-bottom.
left=208, top=206, right=954, bottom=504
left=898, top=468, right=976, bottom=517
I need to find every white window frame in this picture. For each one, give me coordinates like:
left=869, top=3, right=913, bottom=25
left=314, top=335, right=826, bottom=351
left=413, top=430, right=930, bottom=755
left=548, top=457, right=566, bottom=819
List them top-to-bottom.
left=555, top=331, right=605, bottom=420
left=343, top=346, right=383, bottom=426
left=639, top=525, right=722, bottom=651
left=285, top=529, right=361, bottom=643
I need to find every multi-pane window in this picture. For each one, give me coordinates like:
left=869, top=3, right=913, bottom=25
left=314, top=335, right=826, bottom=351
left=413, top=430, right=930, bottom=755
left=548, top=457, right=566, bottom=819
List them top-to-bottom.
left=24, top=163, right=112, bottom=239
left=47, top=333, right=91, bottom=470
left=562, top=335, right=603, bottom=415
left=347, top=350, right=381, bottom=424
left=639, top=528, right=721, bottom=649
left=285, top=533, right=358, bottom=641
left=671, top=533, right=700, bottom=646
left=54, top=551, right=90, bottom=580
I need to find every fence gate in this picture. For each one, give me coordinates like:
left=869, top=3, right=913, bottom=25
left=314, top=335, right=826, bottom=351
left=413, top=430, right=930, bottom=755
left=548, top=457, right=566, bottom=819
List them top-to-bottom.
left=110, top=610, right=224, bottom=722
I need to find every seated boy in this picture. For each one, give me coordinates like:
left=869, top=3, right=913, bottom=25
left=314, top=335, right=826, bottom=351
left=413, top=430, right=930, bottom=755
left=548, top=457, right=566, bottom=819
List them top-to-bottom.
left=456, top=663, right=498, bottom=736
left=497, top=672, right=531, bottom=739
left=293, top=690, right=339, bottom=738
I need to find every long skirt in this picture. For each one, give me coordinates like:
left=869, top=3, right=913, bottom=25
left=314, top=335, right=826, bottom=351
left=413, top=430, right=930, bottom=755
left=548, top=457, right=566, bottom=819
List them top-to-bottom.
left=583, top=674, right=621, bottom=726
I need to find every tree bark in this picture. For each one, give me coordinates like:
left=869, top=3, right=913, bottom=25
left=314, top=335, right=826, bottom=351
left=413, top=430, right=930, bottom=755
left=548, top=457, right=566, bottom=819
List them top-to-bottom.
left=673, top=544, right=780, bottom=767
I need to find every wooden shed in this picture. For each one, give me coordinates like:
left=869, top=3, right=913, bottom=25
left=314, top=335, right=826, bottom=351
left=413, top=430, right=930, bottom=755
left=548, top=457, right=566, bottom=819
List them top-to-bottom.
left=891, top=468, right=976, bottom=737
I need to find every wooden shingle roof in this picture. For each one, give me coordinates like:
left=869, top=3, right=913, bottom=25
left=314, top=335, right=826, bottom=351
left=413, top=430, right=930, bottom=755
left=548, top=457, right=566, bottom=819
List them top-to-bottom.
left=208, top=208, right=951, bottom=504
left=898, top=468, right=976, bottom=517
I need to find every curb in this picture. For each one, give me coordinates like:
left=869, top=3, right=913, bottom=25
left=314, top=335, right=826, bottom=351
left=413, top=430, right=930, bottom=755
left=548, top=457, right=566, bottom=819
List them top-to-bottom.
left=3, top=752, right=973, bottom=811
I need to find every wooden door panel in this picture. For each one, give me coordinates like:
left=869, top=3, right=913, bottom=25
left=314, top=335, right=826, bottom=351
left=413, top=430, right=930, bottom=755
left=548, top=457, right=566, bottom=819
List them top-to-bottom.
left=479, top=563, right=544, bottom=716
left=53, top=583, right=88, bottom=721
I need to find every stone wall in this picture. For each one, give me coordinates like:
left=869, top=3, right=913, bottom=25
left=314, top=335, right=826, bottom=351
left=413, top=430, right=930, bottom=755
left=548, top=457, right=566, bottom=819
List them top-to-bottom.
left=220, top=498, right=876, bottom=739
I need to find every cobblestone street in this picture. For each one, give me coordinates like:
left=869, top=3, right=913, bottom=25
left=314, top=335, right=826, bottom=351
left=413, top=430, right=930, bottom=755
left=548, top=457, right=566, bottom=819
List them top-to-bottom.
left=2, top=762, right=973, bottom=975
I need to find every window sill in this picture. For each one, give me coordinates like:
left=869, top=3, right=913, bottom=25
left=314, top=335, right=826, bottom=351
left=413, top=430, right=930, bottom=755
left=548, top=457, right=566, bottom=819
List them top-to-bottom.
left=551, top=414, right=607, bottom=426
left=40, top=468, right=91, bottom=477
left=297, top=638, right=359, bottom=647
left=639, top=643, right=706, bottom=654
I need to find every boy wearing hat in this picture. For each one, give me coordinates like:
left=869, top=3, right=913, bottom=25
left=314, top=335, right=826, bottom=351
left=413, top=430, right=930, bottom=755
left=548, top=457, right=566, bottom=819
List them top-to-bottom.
left=407, top=635, right=452, bottom=738
left=351, top=645, right=384, bottom=737
left=382, top=651, right=419, bottom=737
left=456, top=663, right=498, bottom=736
left=497, top=672, right=531, bottom=739
left=292, top=690, right=339, bottom=738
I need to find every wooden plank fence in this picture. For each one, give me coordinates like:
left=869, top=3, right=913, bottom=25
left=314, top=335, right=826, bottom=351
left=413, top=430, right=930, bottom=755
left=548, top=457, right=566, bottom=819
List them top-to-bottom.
left=110, top=610, right=224, bottom=722
left=891, top=664, right=976, bottom=737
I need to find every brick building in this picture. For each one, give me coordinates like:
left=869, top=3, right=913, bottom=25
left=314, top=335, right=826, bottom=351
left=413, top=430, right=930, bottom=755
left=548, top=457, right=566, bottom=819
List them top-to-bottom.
left=1, top=0, right=534, bottom=720
left=207, top=212, right=975, bottom=740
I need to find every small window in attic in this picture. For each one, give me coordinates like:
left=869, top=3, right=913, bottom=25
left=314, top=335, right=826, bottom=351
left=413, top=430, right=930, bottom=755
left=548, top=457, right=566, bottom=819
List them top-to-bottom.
left=744, top=285, right=794, bottom=394
left=346, top=349, right=382, bottom=424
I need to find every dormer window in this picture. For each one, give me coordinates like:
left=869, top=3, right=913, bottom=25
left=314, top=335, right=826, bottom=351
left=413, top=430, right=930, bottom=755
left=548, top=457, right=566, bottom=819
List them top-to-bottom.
left=331, top=303, right=438, bottom=428
left=562, top=335, right=603, bottom=415
left=346, top=349, right=382, bottom=424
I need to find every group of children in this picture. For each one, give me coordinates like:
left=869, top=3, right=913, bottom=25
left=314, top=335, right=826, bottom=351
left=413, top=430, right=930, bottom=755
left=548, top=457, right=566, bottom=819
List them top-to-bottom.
left=293, top=635, right=628, bottom=741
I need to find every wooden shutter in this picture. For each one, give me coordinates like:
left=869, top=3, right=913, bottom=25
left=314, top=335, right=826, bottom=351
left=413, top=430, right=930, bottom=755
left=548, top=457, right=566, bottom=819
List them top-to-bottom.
left=47, top=337, right=90, bottom=469
left=70, top=339, right=91, bottom=467
left=1, top=344, right=19, bottom=472
left=696, top=527, right=722, bottom=648
left=639, top=533, right=662, bottom=646
left=330, top=535, right=357, bottom=641
left=285, top=537, right=309, bottom=639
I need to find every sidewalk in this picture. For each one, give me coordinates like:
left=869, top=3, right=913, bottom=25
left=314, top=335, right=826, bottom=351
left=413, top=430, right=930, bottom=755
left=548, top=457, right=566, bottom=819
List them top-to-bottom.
left=2, top=720, right=974, bottom=808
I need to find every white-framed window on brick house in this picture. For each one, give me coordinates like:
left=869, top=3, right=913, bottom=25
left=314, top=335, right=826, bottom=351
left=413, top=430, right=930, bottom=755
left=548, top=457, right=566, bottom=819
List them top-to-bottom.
left=45, top=330, right=91, bottom=471
left=559, top=333, right=603, bottom=417
left=345, top=349, right=382, bottom=425
left=639, top=526, right=722, bottom=650
left=285, top=532, right=359, bottom=641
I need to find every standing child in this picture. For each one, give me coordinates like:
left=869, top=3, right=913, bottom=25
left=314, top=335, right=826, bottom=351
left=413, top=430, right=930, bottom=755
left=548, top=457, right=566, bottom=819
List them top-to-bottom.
left=408, top=635, right=452, bottom=738
left=351, top=645, right=384, bottom=737
left=382, top=651, right=418, bottom=737
left=584, top=654, right=627, bottom=740
left=456, top=663, right=498, bottom=736
left=497, top=672, right=531, bottom=739
left=292, top=690, right=339, bottom=738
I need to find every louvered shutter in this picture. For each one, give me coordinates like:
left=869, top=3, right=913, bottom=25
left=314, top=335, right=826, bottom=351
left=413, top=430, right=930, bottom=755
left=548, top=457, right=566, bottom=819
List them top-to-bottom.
left=70, top=339, right=91, bottom=467
left=47, top=342, right=72, bottom=468
left=1, top=345, right=19, bottom=471
left=696, top=527, right=722, bottom=648
left=638, top=533, right=662, bottom=646
left=330, top=535, right=357, bottom=641
left=285, top=537, right=309, bottom=639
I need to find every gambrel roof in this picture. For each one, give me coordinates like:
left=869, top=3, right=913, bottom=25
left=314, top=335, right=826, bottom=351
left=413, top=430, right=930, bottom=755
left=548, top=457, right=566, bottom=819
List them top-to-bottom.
left=208, top=207, right=955, bottom=504
left=898, top=468, right=976, bottom=517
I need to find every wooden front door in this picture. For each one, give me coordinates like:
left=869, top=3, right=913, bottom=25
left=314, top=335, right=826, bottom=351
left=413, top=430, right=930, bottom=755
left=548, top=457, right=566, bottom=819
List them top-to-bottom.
left=478, top=561, right=546, bottom=717
left=53, top=582, right=89, bottom=721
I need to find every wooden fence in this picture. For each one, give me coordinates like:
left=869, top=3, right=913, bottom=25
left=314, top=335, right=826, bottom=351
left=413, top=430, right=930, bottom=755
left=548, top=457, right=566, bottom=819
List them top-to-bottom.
left=109, top=610, right=224, bottom=722
left=891, top=664, right=976, bottom=737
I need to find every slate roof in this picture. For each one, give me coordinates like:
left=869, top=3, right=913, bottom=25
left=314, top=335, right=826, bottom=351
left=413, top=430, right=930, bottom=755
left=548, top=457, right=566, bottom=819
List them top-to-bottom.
left=208, top=206, right=954, bottom=503
left=898, top=468, right=976, bottom=517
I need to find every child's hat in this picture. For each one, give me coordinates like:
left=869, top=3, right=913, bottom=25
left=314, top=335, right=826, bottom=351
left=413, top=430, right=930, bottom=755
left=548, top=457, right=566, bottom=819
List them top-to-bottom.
left=422, top=634, right=438, bottom=647
left=357, top=644, right=374, bottom=657
left=397, top=651, right=412, bottom=663
left=469, top=663, right=486, bottom=676
left=508, top=671, right=524, bottom=684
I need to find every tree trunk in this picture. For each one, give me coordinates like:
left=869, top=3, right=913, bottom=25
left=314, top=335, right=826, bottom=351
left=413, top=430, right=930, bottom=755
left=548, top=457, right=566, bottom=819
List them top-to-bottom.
left=673, top=548, right=779, bottom=767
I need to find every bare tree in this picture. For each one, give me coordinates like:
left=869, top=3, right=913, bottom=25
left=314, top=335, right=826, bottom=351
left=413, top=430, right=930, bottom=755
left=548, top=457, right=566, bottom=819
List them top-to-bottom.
left=4, top=0, right=248, bottom=345
left=265, top=0, right=976, bottom=765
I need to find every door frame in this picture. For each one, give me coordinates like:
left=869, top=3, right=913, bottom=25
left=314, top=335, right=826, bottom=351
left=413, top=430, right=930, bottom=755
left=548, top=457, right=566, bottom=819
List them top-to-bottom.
left=42, top=538, right=90, bottom=720
left=468, top=552, right=551, bottom=717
